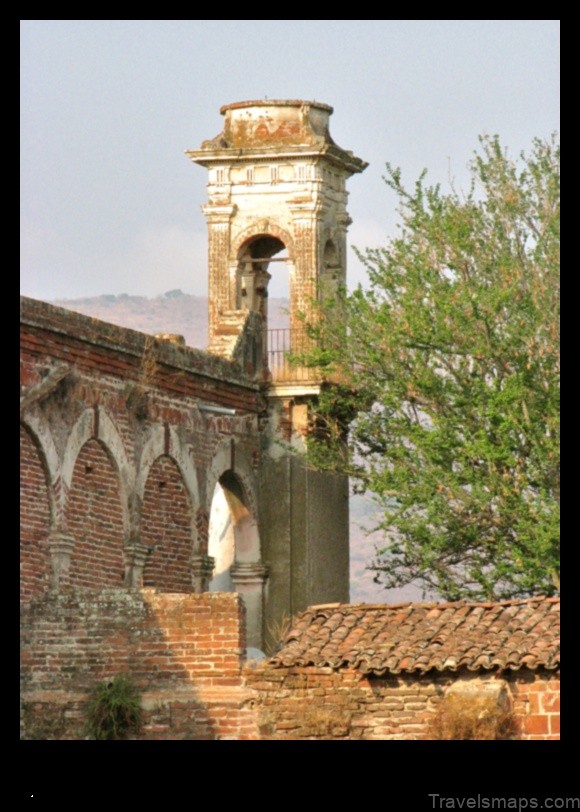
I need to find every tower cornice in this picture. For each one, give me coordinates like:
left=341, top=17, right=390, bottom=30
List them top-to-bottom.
left=187, top=144, right=367, bottom=175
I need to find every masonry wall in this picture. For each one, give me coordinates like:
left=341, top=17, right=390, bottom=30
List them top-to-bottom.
left=20, top=296, right=265, bottom=604
left=20, top=296, right=352, bottom=650
left=21, top=297, right=559, bottom=742
left=259, top=398, right=350, bottom=640
left=20, top=424, right=51, bottom=601
left=67, top=439, right=125, bottom=588
left=141, top=455, right=195, bottom=592
left=21, top=586, right=560, bottom=741
left=20, top=589, right=258, bottom=740
left=246, top=665, right=560, bottom=741
left=509, top=670, right=560, bottom=740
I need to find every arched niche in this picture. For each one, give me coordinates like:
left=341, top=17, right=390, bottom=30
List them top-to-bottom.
left=320, top=238, right=342, bottom=300
left=62, top=408, right=132, bottom=537
left=20, top=422, right=52, bottom=601
left=137, top=423, right=200, bottom=523
left=66, top=438, right=125, bottom=588
left=141, top=454, right=195, bottom=592
left=207, top=461, right=266, bottom=650
left=208, top=470, right=261, bottom=587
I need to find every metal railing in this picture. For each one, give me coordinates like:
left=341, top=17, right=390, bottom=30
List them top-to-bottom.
left=267, top=328, right=318, bottom=383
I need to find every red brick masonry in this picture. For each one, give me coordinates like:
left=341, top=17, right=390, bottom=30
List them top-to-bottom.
left=19, top=297, right=560, bottom=740
left=20, top=589, right=258, bottom=740
left=20, top=590, right=559, bottom=740
left=246, top=597, right=560, bottom=740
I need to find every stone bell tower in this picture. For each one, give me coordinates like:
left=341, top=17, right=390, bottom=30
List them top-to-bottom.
left=188, top=100, right=367, bottom=646
left=188, top=100, right=367, bottom=356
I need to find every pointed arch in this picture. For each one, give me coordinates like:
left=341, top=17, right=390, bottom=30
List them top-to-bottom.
left=62, top=407, right=131, bottom=535
left=20, top=412, right=59, bottom=523
left=20, top=419, right=53, bottom=600
left=137, top=423, right=200, bottom=516
left=137, top=425, right=199, bottom=590
left=66, top=436, right=125, bottom=588
left=205, top=438, right=259, bottom=523
left=207, top=439, right=266, bottom=650
left=207, top=439, right=261, bottom=576
left=141, top=454, right=196, bottom=592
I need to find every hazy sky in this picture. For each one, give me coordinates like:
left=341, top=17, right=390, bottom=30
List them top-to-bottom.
left=21, top=20, right=560, bottom=302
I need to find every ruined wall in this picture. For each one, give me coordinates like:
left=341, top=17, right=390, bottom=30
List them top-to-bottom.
left=20, top=296, right=265, bottom=603
left=19, top=297, right=560, bottom=742
left=258, top=395, right=350, bottom=641
left=20, top=424, right=51, bottom=601
left=67, top=438, right=125, bottom=588
left=259, top=448, right=349, bottom=633
left=141, top=455, right=195, bottom=592
left=20, top=586, right=560, bottom=741
left=20, top=589, right=258, bottom=740
left=246, top=665, right=560, bottom=741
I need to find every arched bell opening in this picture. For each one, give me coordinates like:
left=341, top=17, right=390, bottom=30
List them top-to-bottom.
left=237, top=235, right=292, bottom=379
left=237, top=236, right=288, bottom=322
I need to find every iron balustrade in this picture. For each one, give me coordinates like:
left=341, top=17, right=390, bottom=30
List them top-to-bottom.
left=267, top=328, right=319, bottom=382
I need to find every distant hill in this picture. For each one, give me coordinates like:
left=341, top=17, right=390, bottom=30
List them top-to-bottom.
left=51, top=290, right=291, bottom=350
left=51, top=291, right=422, bottom=604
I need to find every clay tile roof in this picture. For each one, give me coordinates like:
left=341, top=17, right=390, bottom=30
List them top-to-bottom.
left=269, top=596, right=560, bottom=675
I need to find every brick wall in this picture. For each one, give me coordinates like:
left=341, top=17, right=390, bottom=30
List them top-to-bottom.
left=20, top=297, right=264, bottom=598
left=20, top=297, right=265, bottom=413
left=19, top=298, right=559, bottom=742
left=20, top=299, right=266, bottom=740
left=20, top=424, right=51, bottom=602
left=67, top=439, right=125, bottom=589
left=142, top=455, right=194, bottom=592
left=21, top=587, right=560, bottom=741
left=20, top=589, right=258, bottom=740
left=246, top=664, right=560, bottom=740
left=247, top=665, right=445, bottom=740
left=510, top=670, right=560, bottom=740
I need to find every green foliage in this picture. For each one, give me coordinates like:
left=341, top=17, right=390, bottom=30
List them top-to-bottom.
left=303, top=134, right=560, bottom=601
left=86, top=674, right=143, bottom=740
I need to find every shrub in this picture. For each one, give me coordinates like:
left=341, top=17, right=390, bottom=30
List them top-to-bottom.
left=86, top=674, right=143, bottom=740
left=429, top=692, right=515, bottom=740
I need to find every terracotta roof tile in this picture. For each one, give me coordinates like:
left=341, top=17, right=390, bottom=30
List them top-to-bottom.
left=269, top=596, right=559, bottom=675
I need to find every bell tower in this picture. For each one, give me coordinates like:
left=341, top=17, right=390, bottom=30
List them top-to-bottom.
left=187, top=99, right=367, bottom=357
left=188, top=101, right=367, bottom=648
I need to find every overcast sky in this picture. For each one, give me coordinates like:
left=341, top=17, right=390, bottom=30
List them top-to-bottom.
left=21, top=20, right=560, bottom=302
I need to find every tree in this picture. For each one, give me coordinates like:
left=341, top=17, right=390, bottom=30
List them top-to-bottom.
left=302, top=135, right=560, bottom=601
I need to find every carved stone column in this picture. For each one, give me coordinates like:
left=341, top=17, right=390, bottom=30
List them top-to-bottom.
left=194, top=508, right=210, bottom=554
left=47, top=531, right=75, bottom=590
left=123, top=540, right=149, bottom=588
left=190, top=553, right=215, bottom=593
left=230, top=562, right=269, bottom=651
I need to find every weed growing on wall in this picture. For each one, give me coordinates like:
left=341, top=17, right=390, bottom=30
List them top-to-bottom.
left=86, top=673, right=143, bottom=740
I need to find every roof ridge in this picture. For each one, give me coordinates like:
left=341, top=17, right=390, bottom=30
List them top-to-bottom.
left=307, top=596, right=559, bottom=613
